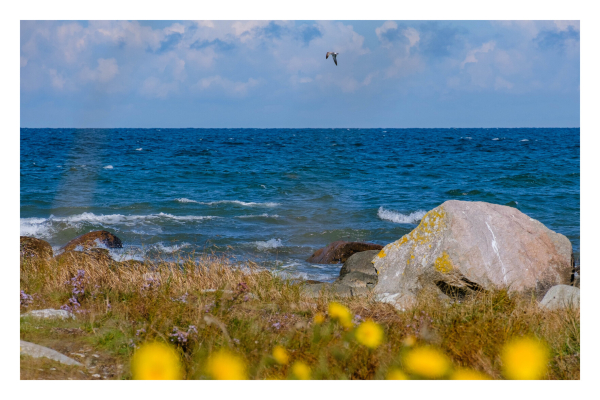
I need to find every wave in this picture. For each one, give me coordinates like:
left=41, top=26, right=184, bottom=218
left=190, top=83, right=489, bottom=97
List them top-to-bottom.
left=520, top=139, right=529, bottom=142
left=103, top=165, right=113, bottom=169
left=176, top=198, right=280, bottom=207
left=377, top=207, right=426, bottom=224
left=20, top=212, right=218, bottom=238
left=236, top=214, right=279, bottom=219
left=254, top=238, right=283, bottom=250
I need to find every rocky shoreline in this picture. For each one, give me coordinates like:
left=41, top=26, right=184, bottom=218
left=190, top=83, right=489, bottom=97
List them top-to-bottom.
left=21, top=200, right=580, bottom=311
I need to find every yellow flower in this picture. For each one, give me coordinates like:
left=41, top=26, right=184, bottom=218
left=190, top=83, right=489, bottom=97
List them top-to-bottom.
left=328, top=302, right=353, bottom=328
left=313, top=312, right=326, bottom=324
left=355, top=319, right=384, bottom=349
left=402, top=335, right=417, bottom=347
left=502, top=337, right=549, bottom=380
left=131, top=342, right=182, bottom=380
left=272, top=345, right=289, bottom=365
left=404, top=346, right=451, bottom=379
left=205, top=349, right=248, bottom=380
left=290, top=361, right=311, bottom=380
left=386, top=368, right=408, bottom=380
left=451, top=368, right=490, bottom=380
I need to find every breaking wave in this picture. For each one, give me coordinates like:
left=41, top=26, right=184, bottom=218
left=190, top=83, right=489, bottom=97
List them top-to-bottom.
left=377, top=207, right=426, bottom=224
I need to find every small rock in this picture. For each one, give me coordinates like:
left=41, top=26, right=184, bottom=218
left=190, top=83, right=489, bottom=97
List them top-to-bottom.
left=59, top=230, right=123, bottom=253
left=20, top=236, right=53, bottom=259
left=307, top=241, right=383, bottom=264
left=540, top=285, right=580, bottom=310
left=21, top=309, right=75, bottom=320
left=20, top=340, right=83, bottom=366
left=92, top=354, right=100, bottom=358
left=92, top=374, right=101, bottom=378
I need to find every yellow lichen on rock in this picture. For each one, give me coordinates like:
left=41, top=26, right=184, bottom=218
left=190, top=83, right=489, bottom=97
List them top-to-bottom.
left=409, top=206, right=447, bottom=246
left=377, top=249, right=387, bottom=258
left=434, top=251, right=454, bottom=273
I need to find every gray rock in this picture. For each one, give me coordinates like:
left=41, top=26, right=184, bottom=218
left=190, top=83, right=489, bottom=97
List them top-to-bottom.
left=374, top=200, right=573, bottom=310
left=339, top=250, right=379, bottom=279
left=337, top=271, right=378, bottom=288
left=540, top=285, right=580, bottom=310
left=21, top=309, right=75, bottom=320
left=20, top=340, right=83, bottom=366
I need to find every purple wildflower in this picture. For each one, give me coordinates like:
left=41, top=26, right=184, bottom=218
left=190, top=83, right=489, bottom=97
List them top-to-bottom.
left=141, top=276, right=160, bottom=291
left=20, top=290, right=34, bottom=307
left=272, top=322, right=281, bottom=330
left=136, top=328, right=146, bottom=336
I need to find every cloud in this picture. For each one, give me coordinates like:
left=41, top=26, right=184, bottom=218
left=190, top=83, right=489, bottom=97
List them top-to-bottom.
left=535, top=26, right=579, bottom=51
left=461, top=41, right=496, bottom=68
left=80, top=58, right=119, bottom=83
left=48, top=69, right=66, bottom=89
left=194, top=75, right=259, bottom=96
left=494, top=76, right=514, bottom=90
left=140, top=77, right=179, bottom=99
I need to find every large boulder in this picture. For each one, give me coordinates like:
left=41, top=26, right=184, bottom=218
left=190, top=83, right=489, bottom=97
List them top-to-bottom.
left=373, top=200, right=572, bottom=310
left=59, top=230, right=122, bottom=253
left=20, top=236, right=53, bottom=259
left=306, top=241, right=383, bottom=264
left=539, top=285, right=580, bottom=310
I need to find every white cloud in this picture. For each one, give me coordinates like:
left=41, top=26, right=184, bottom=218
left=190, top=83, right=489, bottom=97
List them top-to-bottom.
left=375, top=21, right=398, bottom=48
left=554, top=21, right=579, bottom=32
left=404, top=27, right=420, bottom=48
left=461, top=41, right=496, bottom=68
left=80, top=58, right=119, bottom=83
left=48, top=69, right=66, bottom=89
left=195, top=75, right=259, bottom=96
left=494, top=76, right=514, bottom=90
left=140, top=77, right=179, bottom=99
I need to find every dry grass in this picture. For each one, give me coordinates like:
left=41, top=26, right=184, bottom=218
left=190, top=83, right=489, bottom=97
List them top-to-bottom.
left=20, top=253, right=579, bottom=380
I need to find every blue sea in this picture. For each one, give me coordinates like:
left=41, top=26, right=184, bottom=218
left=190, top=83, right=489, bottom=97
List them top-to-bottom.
left=20, top=128, right=580, bottom=281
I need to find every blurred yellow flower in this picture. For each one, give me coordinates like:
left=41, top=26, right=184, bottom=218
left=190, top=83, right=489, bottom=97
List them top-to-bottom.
left=328, top=302, right=353, bottom=328
left=313, top=312, right=326, bottom=324
left=355, top=319, right=384, bottom=349
left=402, top=335, right=417, bottom=347
left=502, top=337, right=549, bottom=380
left=131, top=342, right=182, bottom=380
left=272, top=345, right=289, bottom=365
left=404, top=346, right=451, bottom=379
left=205, top=349, right=248, bottom=380
left=290, top=361, right=311, bottom=380
left=386, top=368, right=408, bottom=380
left=451, top=368, right=490, bottom=380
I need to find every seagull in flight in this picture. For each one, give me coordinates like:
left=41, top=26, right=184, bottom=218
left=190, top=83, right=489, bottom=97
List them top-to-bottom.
left=326, top=52, right=338, bottom=66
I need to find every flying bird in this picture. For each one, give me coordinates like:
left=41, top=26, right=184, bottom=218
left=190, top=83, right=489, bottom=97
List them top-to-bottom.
left=326, top=52, right=338, bottom=66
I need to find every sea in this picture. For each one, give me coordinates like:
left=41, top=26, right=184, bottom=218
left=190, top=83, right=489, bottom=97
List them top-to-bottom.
left=20, top=128, right=580, bottom=281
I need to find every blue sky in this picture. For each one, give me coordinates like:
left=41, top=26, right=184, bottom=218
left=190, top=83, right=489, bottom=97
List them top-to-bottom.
left=20, top=20, right=580, bottom=128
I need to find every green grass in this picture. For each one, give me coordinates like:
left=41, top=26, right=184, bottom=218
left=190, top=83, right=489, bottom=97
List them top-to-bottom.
left=20, top=253, right=580, bottom=380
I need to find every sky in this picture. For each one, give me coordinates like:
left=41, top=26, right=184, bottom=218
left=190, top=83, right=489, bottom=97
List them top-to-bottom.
left=20, top=20, right=580, bottom=128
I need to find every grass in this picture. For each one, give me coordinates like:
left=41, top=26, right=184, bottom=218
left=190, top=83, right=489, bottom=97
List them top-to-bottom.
left=20, top=252, right=580, bottom=380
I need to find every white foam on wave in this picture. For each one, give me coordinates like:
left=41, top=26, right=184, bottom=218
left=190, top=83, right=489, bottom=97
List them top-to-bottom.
left=492, top=138, right=500, bottom=141
left=520, top=139, right=529, bottom=142
left=136, top=148, right=143, bottom=151
left=104, top=165, right=113, bottom=169
left=176, top=198, right=280, bottom=207
left=377, top=207, right=426, bottom=224
left=20, top=212, right=218, bottom=238
left=237, top=214, right=279, bottom=219
left=20, top=217, right=53, bottom=238
left=254, top=238, right=283, bottom=250
left=152, top=242, right=190, bottom=253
